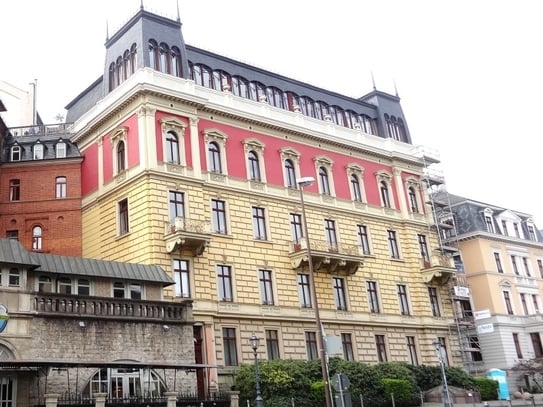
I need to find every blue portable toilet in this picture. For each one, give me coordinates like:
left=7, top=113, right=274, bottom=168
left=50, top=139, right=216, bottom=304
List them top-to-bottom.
left=487, top=369, right=508, bottom=400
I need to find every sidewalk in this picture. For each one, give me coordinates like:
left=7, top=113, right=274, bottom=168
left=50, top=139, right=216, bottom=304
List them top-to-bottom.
left=423, top=399, right=543, bottom=407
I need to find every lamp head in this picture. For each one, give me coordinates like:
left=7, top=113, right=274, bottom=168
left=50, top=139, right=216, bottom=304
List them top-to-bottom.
left=296, top=176, right=315, bottom=187
left=249, top=332, right=260, bottom=350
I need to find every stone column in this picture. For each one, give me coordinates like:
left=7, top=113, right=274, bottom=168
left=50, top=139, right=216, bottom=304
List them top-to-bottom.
left=164, top=391, right=178, bottom=407
left=229, top=391, right=240, bottom=407
left=44, top=393, right=59, bottom=407
left=94, top=393, right=108, bottom=407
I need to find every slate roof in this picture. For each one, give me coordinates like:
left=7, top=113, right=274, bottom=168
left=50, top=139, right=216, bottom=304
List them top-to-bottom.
left=0, top=239, right=174, bottom=286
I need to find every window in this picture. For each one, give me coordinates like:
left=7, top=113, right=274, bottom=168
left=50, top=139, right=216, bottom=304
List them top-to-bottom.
left=165, top=131, right=180, bottom=164
left=56, top=141, right=66, bottom=158
left=116, top=141, right=126, bottom=172
left=208, top=141, right=222, bottom=173
left=33, top=143, right=44, bottom=159
left=11, top=145, right=21, bottom=161
left=248, top=151, right=261, bottom=181
left=284, top=159, right=297, bottom=188
left=318, top=166, right=330, bottom=195
left=350, top=174, right=362, bottom=201
left=55, top=176, right=67, bottom=198
left=9, top=179, right=20, bottom=201
left=380, top=181, right=391, bottom=208
left=408, top=187, right=419, bottom=212
left=169, top=191, right=185, bottom=220
left=118, top=199, right=129, bottom=235
left=211, top=199, right=227, bottom=234
left=252, top=207, right=267, bottom=240
left=290, top=213, right=303, bottom=243
left=485, top=216, right=494, bottom=233
left=324, top=219, right=338, bottom=251
left=501, top=220, right=508, bottom=236
left=513, top=222, right=520, bottom=238
left=357, top=224, right=371, bottom=255
left=32, top=226, right=42, bottom=250
left=528, top=226, right=537, bottom=241
left=6, top=230, right=18, bottom=240
left=388, top=230, right=400, bottom=258
left=418, top=234, right=429, bottom=262
left=494, top=253, right=503, bottom=273
left=511, top=255, right=519, bottom=275
left=522, top=257, right=531, bottom=277
left=173, top=259, right=190, bottom=298
left=538, top=259, right=543, bottom=278
left=217, top=265, right=233, bottom=302
left=8, top=269, right=19, bottom=287
left=259, top=269, right=274, bottom=305
left=298, top=274, right=312, bottom=308
left=38, top=276, right=52, bottom=293
left=58, top=277, right=72, bottom=294
left=333, top=277, right=347, bottom=310
left=77, top=279, right=90, bottom=296
left=367, top=281, right=380, bottom=313
left=130, top=283, right=142, bottom=299
left=397, top=284, right=410, bottom=315
left=428, top=287, right=441, bottom=317
left=503, top=291, right=514, bottom=314
left=520, top=293, right=529, bottom=315
left=532, top=295, right=540, bottom=313
left=222, top=327, right=238, bottom=366
left=265, top=330, right=280, bottom=360
left=305, top=332, right=318, bottom=360
left=341, top=333, right=354, bottom=361
left=513, top=333, right=523, bottom=359
left=530, top=333, right=543, bottom=358
left=375, top=335, right=387, bottom=362
left=407, top=336, right=418, bottom=365
left=468, top=336, right=483, bottom=361
left=437, top=337, right=449, bottom=366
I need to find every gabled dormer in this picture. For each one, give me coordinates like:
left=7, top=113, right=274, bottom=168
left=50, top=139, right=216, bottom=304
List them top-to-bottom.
left=495, top=209, right=523, bottom=238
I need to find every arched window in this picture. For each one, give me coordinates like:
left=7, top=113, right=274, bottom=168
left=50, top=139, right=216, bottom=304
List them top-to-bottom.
left=148, top=39, right=159, bottom=70
left=159, top=42, right=169, bottom=73
left=129, top=43, right=137, bottom=74
left=171, top=46, right=181, bottom=77
left=123, top=50, right=130, bottom=79
left=116, top=56, right=123, bottom=87
left=109, top=62, right=116, bottom=91
left=231, top=76, right=249, bottom=98
left=165, top=131, right=180, bottom=164
left=56, top=140, right=66, bottom=158
left=117, top=141, right=126, bottom=172
left=208, top=141, right=222, bottom=173
left=33, top=143, right=44, bottom=159
left=248, top=151, right=261, bottom=181
left=284, top=159, right=296, bottom=188
left=319, top=166, right=330, bottom=195
left=350, top=174, right=362, bottom=201
left=56, top=176, right=67, bottom=198
left=380, top=181, right=391, bottom=208
left=408, top=186, right=419, bottom=213
left=32, top=225, right=42, bottom=251
left=83, top=368, right=166, bottom=399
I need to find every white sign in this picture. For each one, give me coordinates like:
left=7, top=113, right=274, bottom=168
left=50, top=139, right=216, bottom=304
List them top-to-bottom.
left=453, top=286, right=470, bottom=297
left=474, top=309, right=491, bottom=320
left=477, top=323, right=494, bottom=334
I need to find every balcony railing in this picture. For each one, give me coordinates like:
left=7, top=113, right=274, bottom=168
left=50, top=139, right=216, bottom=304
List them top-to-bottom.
left=7, top=122, right=73, bottom=138
left=164, top=217, right=212, bottom=255
left=289, top=239, right=365, bottom=274
left=420, top=254, right=456, bottom=285
left=33, top=293, right=191, bottom=322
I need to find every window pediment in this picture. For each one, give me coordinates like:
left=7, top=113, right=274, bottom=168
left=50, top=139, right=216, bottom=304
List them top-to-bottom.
left=160, top=118, right=186, bottom=134
left=110, top=126, right=128, bottom=143
left=202, top=128, right=228, bottom=143
left=242, top=138, right=265, bottom=152
left=279, top=147, right=300, bottom=160
left=314, top=155, right=333, bottom=167
left=346, top=163, right=364, bottom=175
left=375, top=170, right=392, bottom=181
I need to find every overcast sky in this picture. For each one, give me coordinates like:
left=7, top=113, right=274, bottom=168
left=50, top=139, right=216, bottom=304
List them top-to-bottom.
left=2, top=0, right=542, bottom=224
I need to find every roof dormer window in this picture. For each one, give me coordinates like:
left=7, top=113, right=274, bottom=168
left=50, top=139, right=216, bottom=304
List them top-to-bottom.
left=56, top=140, right=66, bottom=158
left=33, top=142, right=44, bottom=160
left=11, top=145, right=21, bottom=161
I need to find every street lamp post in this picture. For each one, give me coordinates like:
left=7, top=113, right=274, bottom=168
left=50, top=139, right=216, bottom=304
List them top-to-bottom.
left=297, top=177, right=333, bottom=407
left=249, top=333, right=264, bottom=407
left=432, top=338, right=453, bottom=407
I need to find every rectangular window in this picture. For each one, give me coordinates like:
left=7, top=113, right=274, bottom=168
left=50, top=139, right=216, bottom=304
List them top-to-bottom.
left=56, top=142, right=66, bottom=158
left=55, top=176, right=67, bottom=199
left=9, top=179, right=20, bottom=201
left=169, top=191, right=185, bottom=219
left=118, top=198, right=129, bottom=235
left=211, top=199, right=227, bottom=234
left=252, top=207, right=267, bottom=240
left=290, top=213, right=303, bottom=243
left=485, top=216, right=494, bottom=233
left=324, top=219, right=338, bottom=251
left=501, top=220, right=508, bottom=236
left=513, top=223, right=520, bottom=238
left=357, top=224, right=371, bottom=255
left=528, top=226, right=537, bottom=241
left=6, top=230, right=18, bottom=240
left=388, top=230, right=400, bottom=258
left=418, top=234, right=430, bottom=262
left=494, top=253, right=503, bottom=273
left=511, top=255, right=519, bottom=275
left=522, top=257, right=531, bottom=277
left=173, top=259, right=190, bottom=298
left=538, top=259, right=543, bottom=278
left=217, top=265, right=233, bottom=302
left=8, top=269, right=20, bottom=287
left=259, top=269, right=274, bottom=305
left=298, top=274, right=312, bottom=308
left=58, top=277, right=72, bottom=294
left=333, top=277, right=347, bottom=310
left=77, top=279, right=90, bottom=296
left=367, top=281, right=380, bottom=313
left=113, top=282, right=125, bottom=298
left=130, top=283, right=142, bottom=299
left=397, top=284, right=410, bottom=315
left=428, top=287, right=441, bottom=317
left=503, top=291, right=514, bottom=314
left=520, top=293, right=528, bottom=315
left=532, top=295, right=540, bottom=314
left=222, top=327, right=238, bottom=366
left=265, top=329, right=280, bottom=360
left=305, top=332, right=318, bottom=360
left=341, top=333, right=354, bottom=361
left=513, top=333, right=523, bottom=359
left=530, top=333, right=543, bottom=358
left=375, top=335, right=387, bottom=362
left=406, top=336, right=418, bottom=365
left=468, top=336, right=483, bottom=361
left=438, top=337, right=449, bottom=366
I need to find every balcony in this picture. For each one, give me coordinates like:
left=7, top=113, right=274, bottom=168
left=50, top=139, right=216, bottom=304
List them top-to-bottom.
left=7, top=122, right=73, bottom=137
left=164, top=217, right=212, bottom=256
left=288, top=239, right=365, bottom=275
left=420, top=254, right=456, bottom=285
left=33, top=293, right=192, bottom=322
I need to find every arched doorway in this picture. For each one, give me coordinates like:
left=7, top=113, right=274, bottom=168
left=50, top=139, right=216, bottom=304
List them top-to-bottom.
left=0, top=345, right=16, bottom=407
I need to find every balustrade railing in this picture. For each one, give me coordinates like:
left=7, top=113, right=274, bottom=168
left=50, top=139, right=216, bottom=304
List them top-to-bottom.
left=7, top=122, right=73, bottom=137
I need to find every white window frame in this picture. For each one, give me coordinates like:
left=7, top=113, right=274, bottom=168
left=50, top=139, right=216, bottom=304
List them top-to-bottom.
left=161, top=118, right=187, bottom=166
left=110, top=126, right=128, bottom=175
left=203, top=128, right=228, bottom=175
left=243, top=138, right=266, bottom=183
left=279, top=147, right=301, bottom=188
left=313, top=155, right=335, bottom=196
left=346, top=163, right=366, bottom=202
left=376, top=170, right=394, bottom=209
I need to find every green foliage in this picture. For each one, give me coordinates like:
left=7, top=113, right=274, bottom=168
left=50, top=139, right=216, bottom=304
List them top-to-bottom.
left=445, top=366, right=476, bottom=389
left=473, top=377, right=499, bottom=401
left=382, top=378, right=414, bottom=404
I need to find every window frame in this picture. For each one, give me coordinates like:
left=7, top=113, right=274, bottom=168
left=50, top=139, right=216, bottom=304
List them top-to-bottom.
left=160, top=118, right=187, bottom=167
left=279, top=148, right=301, bottom=188
left=55, top=176, right=67, bottom=199
left=9, top=179, right=20, bottom=201
left=118, top=198, right=129, bottom=236
left=211, top=199, right=228, bottom=234
left=252, top=206, right=268, bottom=240
left=324, top=219, right=338, bottom=251
left=357, top=224, right=371, bottom=255
left=32, top=225, right=43, bottom=251
left=388, top=230, right=400, bottom=259
left=173, top=259, right=190, bottom=298
left=217, top=264, right=233, bottom=302
left=259, top=269, right=274, bottom=305
left=298, top=273, right=312, bottom=308
left=333, top=277, right=347, bottom=310
left=367, top=281, right=380, bottom=313
left=397, top=284, right=410, bottom=315
left=428, top=287, right=441, bottom=317
left=222, top=327, right=239, bottom=366
left=265, top=329, right=280, bottom=360
left=305, top=331, right=318, bottom=360
left=341, top=333, right=354, bottom=361
left=375, top=334, right=388, bottom=362
left=406, top=336, right=419, bottom=365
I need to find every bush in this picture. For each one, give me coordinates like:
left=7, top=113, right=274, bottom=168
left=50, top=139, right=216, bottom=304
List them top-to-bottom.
left=473, top=377, right=499, bottom=401
left=382, top=378, right=413, bottom=404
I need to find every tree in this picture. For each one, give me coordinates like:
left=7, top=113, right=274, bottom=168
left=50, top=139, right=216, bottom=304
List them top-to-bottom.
left=511, top=357, right=543, bottom=392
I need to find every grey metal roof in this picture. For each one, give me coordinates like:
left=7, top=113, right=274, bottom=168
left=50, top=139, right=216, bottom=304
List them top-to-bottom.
left=0, top=239, right=40, bottom=267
